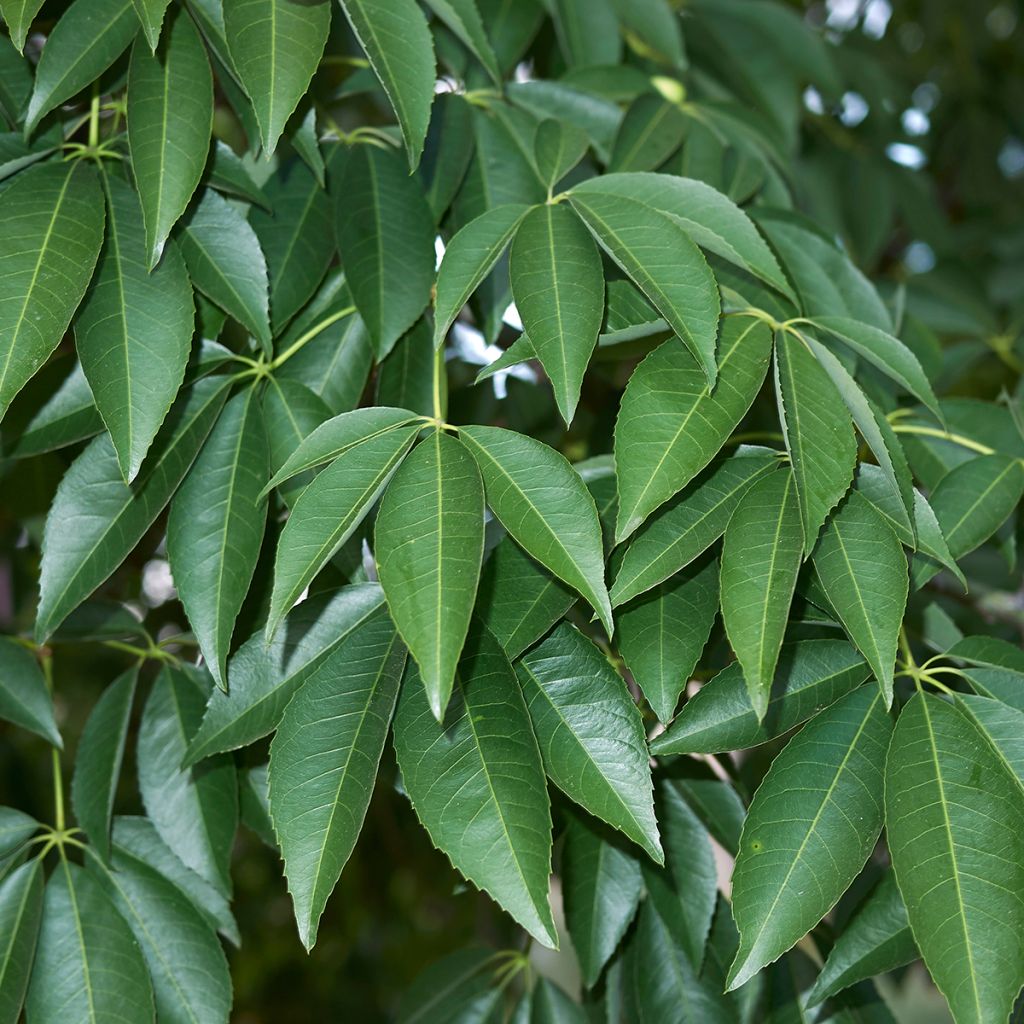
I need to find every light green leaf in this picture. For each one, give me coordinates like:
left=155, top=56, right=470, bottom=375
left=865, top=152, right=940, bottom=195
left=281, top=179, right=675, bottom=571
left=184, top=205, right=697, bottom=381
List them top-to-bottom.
left=0, top=0, right=43, bottom=52
left=23, top=0, right=138, bottom=134
left=225, top=0, right=329, bottom=154
left=337, top=0, right=436, bottom=167
left=423, top=0, right=500, bottom=83
left=609, top=0, right=684, bottom=66
left=127, top=9, right=213, bottom=268
left=533, top=118, right=588, bottom=188
left=334, top=144, right=436, bottom=358
left=0, top=161, right=104, bottom=422
left=76, top=174, right=194, bottom=482
left=179, top=188, right=270, bottom=350
left=570, top=191, right=720, bottom=386
left=433, top=203, right=533, bottom=348
left=509, top=203, right=604, bottom=424
left=615, top=316, right=772, bottom=542
left=774, top=328, right=857, bottom=552
left=35, top=375, right=228, bottom=640
left=167, top=389, right=268, bottom=689
left=266, top=424, right=420, bottom=636
left=459, top=425, right=612, bottom=634
left=376, top=431, right=483, bottom=720
left=610, top=448, right=778, bottom=608
left=720, top=468, right=803, bottom=719
left=911, top=487, right=966, bottom=589
left=812, top=491, right=908, bottom=706
left=617, top=559, right=718, bottom=723
left=270, top=613, right=405, bottom=949
left=393, top=623, right=557, bottom=947
left=517, top=623, right=661, bottom=862
left=0, top=637, right=60, bottom=746
left=651, top=639, right=870, bottom=756
left=70, top=665, right=137, bottom=860
left=137, top=665, right=237, bottom=896
left=727, top=686, right=892, bottom=989
left=885, top=693, right=1024, bottom=1024
left=0, top=859, right=43, bottom=1024
left=25, top=860, right=154, bottom=1024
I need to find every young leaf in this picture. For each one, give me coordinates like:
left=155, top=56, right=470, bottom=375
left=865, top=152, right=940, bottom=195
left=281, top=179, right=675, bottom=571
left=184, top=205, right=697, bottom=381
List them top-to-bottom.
left=225, top=0, right=329, bottom=155
left=337, top=0, right=436, bottom=167
left=127, top=8, right=214, bottom=268
left=0, top=161, right=105, bottom=422
left=75, top=174, right=194, bottom=482
left=570, top=191, right=720, bottom=386
left=509, top=203, right=604, bottom=424
left=615, top=316, right=772, bottom=542
left=774, top=329, right=857, bottom=552
left=459, top=425, right=612, bottom=634
left=376, top=431, right=483, bottom=720
left=720, top=468, right=803, bottom=719
left=812, top=491, right=908, bottom=707
left=270, top=613, right=406, bottom=949
left=393, top=623, right=557, bottom=947
left=517, top=623, right=661, bottom=862
left=0, top=637, right=61, bottom=746
left=70, top=665, right=138, bottom=860
left=727, top=686, right=892, bottom=990
left=886, top=694, right=1024, bottom=1024
left=0, top=859, right=43, bottom=1024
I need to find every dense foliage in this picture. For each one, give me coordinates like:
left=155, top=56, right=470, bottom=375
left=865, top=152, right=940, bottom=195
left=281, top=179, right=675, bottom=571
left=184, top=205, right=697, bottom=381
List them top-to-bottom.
left=0, top=0, right=1023, bottom=1020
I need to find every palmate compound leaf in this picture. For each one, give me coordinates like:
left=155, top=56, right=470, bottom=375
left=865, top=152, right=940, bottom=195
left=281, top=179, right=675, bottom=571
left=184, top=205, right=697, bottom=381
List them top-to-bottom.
left=614, top=315, right=773, bottom=543
left=458, top=425, right=612, bottom=635
left=375, top=430, right=484, bottom=721
left=269, top=611, right=406, bottom=949
left=392, top=622, right=557, bottom=948
left=516, top=623, right=661, bottom=862
left=727, top=685, right=893, bottom=990
left=885, top=693, right=1024, bottom=1024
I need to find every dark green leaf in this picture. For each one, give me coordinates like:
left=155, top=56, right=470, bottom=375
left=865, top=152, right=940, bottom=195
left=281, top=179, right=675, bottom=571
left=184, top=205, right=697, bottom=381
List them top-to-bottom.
left=423, top=0, right=500, bottom=84
left=608, top=95, right=687, bottom=174
left=0, top=637, right=60, bottom=746
left=0, top=808, right=38, bottom=860
left=0, top=859, right=43, bottom=1024
left=397, top=947, right=500, bottom=1024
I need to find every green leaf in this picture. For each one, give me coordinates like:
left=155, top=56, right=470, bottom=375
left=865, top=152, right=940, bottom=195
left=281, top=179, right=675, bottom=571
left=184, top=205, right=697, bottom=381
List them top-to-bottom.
left=0, top=0, right=43, bottom=52
left=23, top=0, right=138, bottom=134
left=129, top=0, right=170, bottom=51
left=225, top=0, right=329, bottom=155
left=337, top=0, right=436, bottom=167
left=423, top=0, right=500, bottom=84
left=550, top=0, right=620, bottom=68
left=610, top=0, right=684, bottom=66
left=127, top=8, right=212, bottom=267
left=608, top=95, right=687, bottom=174
left=292, top=106, right=324, bottom=185
left=533, top=118, right=588, bottom=189
left=206, top=140, right=270, bottom=209
left=334, top=144, right=436, bottom=358
left=0, top=161, right=105, bottom=422
left=572, top=172, right=794, bottom=302
left=76, top=174, right=194, bottom=482
left=179, top=188, right=271, bottom=351
left=570, top=191, right=720, bottom=386
left=433, top=203, right=533, bottom=348
left=509, top=203, right=604, bottom=424
left=614, top=316, right=772, bottom=542
left=377, top=317, right=439, bottom=417
left=774, top=329, right=857, bottom=552
left=35, top=375, right=228, bottom=640
left=261, top=377, right=330, bottom=507
left=167, top=389, right=268, bottom=689
left=266, top=423, right=419, bottom=636
left=459, top=425, right=612, bottom=634
left=376, top=431, right=483, bottom=720
left=610, top=448, right=778, bottom=607
left=720, top=468, right=803, bottom=719
left=812, top=491, right=908, bottom=706
left=617, top=559, right=719, bottom=723
left=185, top=583, right=385, bottom=762
left=270, top=613, right=405, bottom=949
left=393, top=623, right=557, bottom=947
left=517, top=623, right=661, bottom=861
left=0, top=637, right=60, bottom=746
left=651, top=639, right=870, bottom=756
left=70, top=665, right=137, bottom=859
left=137, top=665, right=237, bottom=896
left=727, top=686, right=892, bottom=989
left=885, top=693, right=1024, bottom=1024
left=954, top=693, right=1024, bottom=794
left=0, top=808, right=38, bottom=860
left=561, top=810, right=642, bottom=989
left=88, top=845, right=233, bottom=1024
left=0, top=860, right=42, bottom=1024
left=25, top=860, right=154, bottom=1024
left=806, top=872, right=916, bottom=1007
left=397, top=947, right=500, bottom=1024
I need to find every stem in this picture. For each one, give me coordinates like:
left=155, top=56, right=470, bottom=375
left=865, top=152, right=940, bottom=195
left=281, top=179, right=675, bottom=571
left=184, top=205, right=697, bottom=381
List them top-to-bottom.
left=87, top=86, right=101, bottom=150
left=271, top=307, right=355, bottom=369
left=432, top=343, right=445, bottom=422
left=890, top=424, right=997, bottom=457
left=41, top=654, right=65, bottom=832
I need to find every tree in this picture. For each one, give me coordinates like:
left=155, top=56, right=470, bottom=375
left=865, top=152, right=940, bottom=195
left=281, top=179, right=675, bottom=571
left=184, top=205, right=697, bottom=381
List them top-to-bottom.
left=0, top=0, right=1022, bottom=1020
